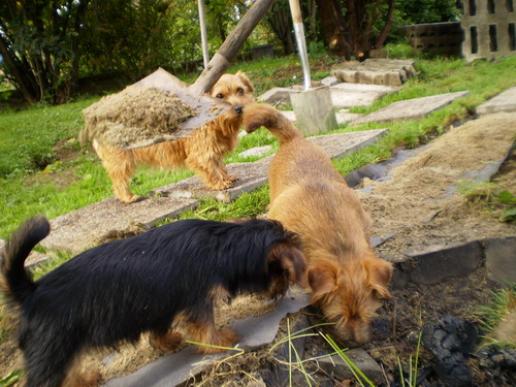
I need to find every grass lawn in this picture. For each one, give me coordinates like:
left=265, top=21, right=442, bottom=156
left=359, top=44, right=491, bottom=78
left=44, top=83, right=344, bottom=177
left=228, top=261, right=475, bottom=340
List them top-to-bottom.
left=1, top=53, right=516, bottom=239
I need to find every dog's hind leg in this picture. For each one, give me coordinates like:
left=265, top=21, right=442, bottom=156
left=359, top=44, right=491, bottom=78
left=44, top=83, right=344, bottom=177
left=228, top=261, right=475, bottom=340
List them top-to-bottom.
left=182, top=314, right=239, bottom=354
left=149, top=330, right=183, bottom=353
left=62, top=354, right=101, bottom=387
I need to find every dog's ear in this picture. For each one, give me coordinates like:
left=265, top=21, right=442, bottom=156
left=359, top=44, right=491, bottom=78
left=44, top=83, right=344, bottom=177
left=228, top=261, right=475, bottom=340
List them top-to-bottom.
left=236, top=71, right=254, bottom=93
left=267, top=244, right=307, bottom=286
left=364, top=255, right=393, bottom=300
left=307, top=260, right=339, bottom=300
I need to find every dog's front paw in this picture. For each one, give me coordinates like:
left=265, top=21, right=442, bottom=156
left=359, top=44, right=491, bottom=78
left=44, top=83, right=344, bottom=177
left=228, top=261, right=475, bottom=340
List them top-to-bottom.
left=210, top=178, right=235, bottom=191
left=118, top=194, right=143, bottom=204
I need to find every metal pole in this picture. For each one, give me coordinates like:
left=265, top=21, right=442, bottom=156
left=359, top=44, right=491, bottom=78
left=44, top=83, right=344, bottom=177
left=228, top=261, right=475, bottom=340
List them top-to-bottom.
left=198, top=0, right=210, bottom=69
left=288, top=0, right=311, bottom=90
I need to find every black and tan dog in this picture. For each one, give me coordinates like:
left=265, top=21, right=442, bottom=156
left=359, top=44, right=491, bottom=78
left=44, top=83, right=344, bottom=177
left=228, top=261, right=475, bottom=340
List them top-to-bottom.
left=0, top=216, right=305, bottom=387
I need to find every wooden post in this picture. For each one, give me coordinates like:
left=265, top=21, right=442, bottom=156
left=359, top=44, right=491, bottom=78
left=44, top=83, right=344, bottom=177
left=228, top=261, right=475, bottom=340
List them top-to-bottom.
left=190, top=0, right=276, bottom=95
left=197, top=0, right=210, bottom=69
left=288, top=0, right=311, bottom=90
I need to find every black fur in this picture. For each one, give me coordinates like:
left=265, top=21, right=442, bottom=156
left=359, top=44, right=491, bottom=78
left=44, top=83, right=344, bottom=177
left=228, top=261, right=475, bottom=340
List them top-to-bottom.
left=0, top=216, right=304, bottom=387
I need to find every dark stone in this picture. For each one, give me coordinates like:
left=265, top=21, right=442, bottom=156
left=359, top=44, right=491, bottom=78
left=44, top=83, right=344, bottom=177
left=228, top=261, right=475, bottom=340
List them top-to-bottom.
left=483, top=236, right=516, bottom=285
left=393, top=241, right=484, bottom=288
left=260, top=314, right=309, bottom=387
left=422, top=315, right=478, bottom=387
left=371, top=318, right=390, bottom=341
left=317, top=349, right=384, bottom=384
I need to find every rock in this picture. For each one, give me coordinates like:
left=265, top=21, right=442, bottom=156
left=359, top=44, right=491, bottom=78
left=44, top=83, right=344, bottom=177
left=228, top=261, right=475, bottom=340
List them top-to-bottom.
left=332, top=59, right=416, bottom=86
left=321, top=76, right=339, bottom=87
left=330, top=83, right=397, bottom=108
left=258, top=87, right=292, bottom=104
left=476, top=87, right=516, bottom=115
left=353, top=91, right=469, bottom=125
left=239, top=145, right=273, bottom=158
left=484, top=236, right=516, bottom=285
left=393, top=240, right=484, bottom=289
left=260, top=314, right=310, bottom=387
left=422, top=315, right=477, bottom=387
left=317, top=349, right=384, bottom=384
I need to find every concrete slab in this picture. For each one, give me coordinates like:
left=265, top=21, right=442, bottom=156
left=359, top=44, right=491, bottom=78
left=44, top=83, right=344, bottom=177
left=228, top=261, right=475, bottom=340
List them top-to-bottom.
left=332, top=59, right=416, bottom=86
left=320, top=75, right=339, bottom=87
left=330, top=82, right=397, bottom=108
left=257, top=87, right=291, bottom=104
left=476, top=87, right=516, bottom=115
left=353, top=91, right=469, bottom=125
left=281, top=109, right=362, bottom=126
left=41, top=129, right=387, bottom=255
left=310, top=129, right=388, bottom=159
left=238, top=145, right=273, bottom=158
left=162, top=160, right=270, bottom=203
left=41, top=196, right=199, bottom=254
left=484, top=237, right=516, bottom=285
left=104, top=292, right=310, bottom=387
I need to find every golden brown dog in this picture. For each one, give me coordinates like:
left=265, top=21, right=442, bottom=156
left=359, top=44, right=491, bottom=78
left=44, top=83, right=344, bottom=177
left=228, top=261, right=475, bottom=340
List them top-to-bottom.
left=93, top=72, right=255, bottom=203
left=243, top=103, right=393, bottom=345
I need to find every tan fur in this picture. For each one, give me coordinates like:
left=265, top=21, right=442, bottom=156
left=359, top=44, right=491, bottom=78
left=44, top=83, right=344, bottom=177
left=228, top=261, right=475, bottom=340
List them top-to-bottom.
left=93, top=72, right=255, bottom=203
left=243, top=103, right=393, bottom=344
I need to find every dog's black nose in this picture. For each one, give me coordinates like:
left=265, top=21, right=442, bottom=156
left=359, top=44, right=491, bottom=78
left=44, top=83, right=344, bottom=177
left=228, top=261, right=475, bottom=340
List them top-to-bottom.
left=234, top=105, right=243, bottom=114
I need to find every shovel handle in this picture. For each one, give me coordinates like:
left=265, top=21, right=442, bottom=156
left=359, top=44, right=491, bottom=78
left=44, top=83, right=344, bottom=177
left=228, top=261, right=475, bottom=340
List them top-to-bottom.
left=189, top=0, right=276, bottom=95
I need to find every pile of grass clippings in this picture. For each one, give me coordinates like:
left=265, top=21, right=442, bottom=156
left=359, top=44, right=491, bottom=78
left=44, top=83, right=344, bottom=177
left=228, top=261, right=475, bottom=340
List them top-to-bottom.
left=80, top=86, right=196, bottom=148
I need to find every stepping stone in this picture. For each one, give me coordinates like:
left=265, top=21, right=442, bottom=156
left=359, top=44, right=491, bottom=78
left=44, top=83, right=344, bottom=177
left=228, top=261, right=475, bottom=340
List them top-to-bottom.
left=332, top=58, right=416, bottom=86
left=320, top=75, right=339, bottom=87
left=330, top=83, right=397, bottom=108
left=258, top=87, right=291, bottom=104
left=476, top=87, right=516, bottom=115
left=352, top=91, right=469, bottom=125
left=281, top=109, right=362, bottom=125
left=41, top=129, right=387, bottom=255
left=238, top=145, right=273, bottom=158
left=41, top=196, right=199, bottom=254
left=104, top=292, right=310, bottom=387
left=317, top=349, right=384, bottom=384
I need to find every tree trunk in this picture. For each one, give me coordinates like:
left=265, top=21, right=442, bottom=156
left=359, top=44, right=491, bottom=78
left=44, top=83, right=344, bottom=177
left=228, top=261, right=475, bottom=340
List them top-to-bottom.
left=316, top=0, right=350, bottom=57
left=374, top=0, right=395, bottom=48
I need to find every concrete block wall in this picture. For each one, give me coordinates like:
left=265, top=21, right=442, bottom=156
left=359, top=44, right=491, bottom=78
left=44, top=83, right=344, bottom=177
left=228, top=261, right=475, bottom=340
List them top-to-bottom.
left=461, top=0, right=516, bottom=61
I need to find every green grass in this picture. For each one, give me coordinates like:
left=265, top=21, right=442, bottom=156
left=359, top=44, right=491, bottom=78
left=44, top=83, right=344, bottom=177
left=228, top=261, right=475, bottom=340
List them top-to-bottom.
left=1, top=54, right=516, bottom=239
left=476, top=285, right=516, bottom=348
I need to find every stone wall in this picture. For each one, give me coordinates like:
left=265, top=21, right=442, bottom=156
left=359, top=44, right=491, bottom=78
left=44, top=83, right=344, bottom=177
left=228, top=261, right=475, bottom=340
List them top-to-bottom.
left=461, top=0, right=516, bottom=61
left=403, top=22, right=463, bottom=57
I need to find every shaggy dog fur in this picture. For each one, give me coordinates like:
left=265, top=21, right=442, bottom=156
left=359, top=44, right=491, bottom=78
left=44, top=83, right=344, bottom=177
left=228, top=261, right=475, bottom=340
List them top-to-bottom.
left=93, top=72, right=255, bottom=203
left=243, top=103, right=393, bottom=345
left=0, top=216, right=305, bottom=387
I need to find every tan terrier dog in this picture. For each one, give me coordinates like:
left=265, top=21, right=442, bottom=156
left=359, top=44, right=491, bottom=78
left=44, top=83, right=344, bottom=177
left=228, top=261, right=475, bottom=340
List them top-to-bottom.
left=93, top=72, right=255, bottom=203
left=243, top=103, right=393, bottom=345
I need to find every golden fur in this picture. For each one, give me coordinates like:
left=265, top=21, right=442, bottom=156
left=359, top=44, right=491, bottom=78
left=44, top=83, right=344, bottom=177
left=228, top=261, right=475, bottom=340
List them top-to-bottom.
left=93, top=72, right=255, bottom=203
left=243, top=103, right=393, bottom=344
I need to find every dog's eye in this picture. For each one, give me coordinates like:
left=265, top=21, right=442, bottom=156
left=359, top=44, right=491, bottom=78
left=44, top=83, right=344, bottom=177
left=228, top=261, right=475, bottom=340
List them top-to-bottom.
left=236, top=87, right=244, bottom=95
left=216, top=93, right=224, bottom=99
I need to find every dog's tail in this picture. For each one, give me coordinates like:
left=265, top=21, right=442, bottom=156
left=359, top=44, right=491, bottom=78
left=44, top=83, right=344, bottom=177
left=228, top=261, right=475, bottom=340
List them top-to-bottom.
left=243, top=103, right=301, bottom=144
left=0, top=216, right=50, bottom=305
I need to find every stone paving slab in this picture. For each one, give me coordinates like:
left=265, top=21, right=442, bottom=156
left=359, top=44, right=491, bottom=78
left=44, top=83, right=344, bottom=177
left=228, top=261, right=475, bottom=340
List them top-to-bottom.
left=332, top=59, right=416, bottom=87
left=330, top=83, right=397, bottom=108
left=476, top=87, right=516, bottom=115
left=352, top=91, right=469, bottom=125
left=281, top=109, right=361, bottom=125
left=40, top=129, right=386, bottom=255
left=238, top=145, right=272, bottom=158
left=41, top=196, right=199, bottom=254
left=105, top=292, right=310, bottom=387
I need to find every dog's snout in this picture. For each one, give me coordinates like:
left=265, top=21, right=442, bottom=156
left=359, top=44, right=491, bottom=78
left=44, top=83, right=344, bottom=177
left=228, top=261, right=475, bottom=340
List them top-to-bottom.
left=234, top=105, right=243, bottom=114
